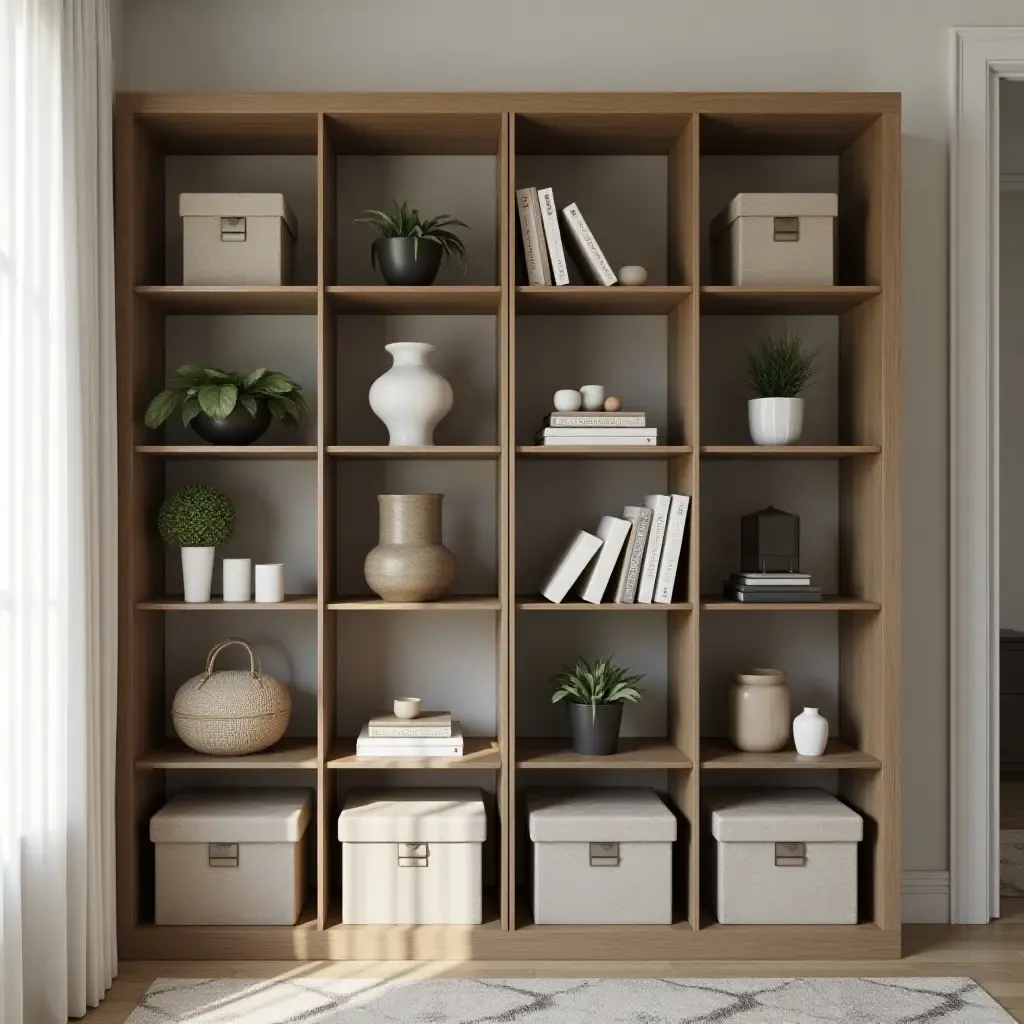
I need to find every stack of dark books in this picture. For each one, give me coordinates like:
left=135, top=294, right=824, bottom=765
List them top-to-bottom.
left=723, top=571, right=822, bottom=603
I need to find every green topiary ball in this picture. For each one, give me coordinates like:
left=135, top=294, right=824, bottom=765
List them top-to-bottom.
left=158, top=485, right=236, bottom=548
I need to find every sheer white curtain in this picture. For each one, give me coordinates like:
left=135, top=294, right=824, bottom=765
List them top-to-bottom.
left=0, top=0, right=118, bottom=1021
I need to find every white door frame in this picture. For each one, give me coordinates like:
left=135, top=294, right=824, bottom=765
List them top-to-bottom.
left=949, top=27, right=1024, bottom=925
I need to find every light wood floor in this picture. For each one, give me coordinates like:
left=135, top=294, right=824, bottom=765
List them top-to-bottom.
left=79, top=906, right=1024, bottom=1023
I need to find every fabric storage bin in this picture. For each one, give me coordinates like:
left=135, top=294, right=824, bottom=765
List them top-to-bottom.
left=710, top=192, right=837, bottom=285
left=179, top=193, right=297, bottom=285
left=705, top=787, right=862, bottom=925
left=150, top=788, right=312, bottom=926
left=338, top=788, right=486, bottom=925
left=527, top=788, right=676, bottom=925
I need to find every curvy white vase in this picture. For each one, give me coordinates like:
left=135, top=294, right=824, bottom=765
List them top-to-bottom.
left=369, top=342, right=453, bottom=446
left=748, top=396, right=804, bottom=445
left=181, top=546, right=215, bottom=603
left=793, top=706, right=829, bottom=756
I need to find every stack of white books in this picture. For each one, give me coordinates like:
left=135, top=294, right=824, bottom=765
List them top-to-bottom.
left=536, top=410, right=657, bottom=447
left=539, top=493, right=691, bottom=605
left=355, top=712, right=464, bottom=758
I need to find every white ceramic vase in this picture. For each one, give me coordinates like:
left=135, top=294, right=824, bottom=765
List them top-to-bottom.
left=369, top=342, right=453, bottom=446
left=748, top=396, right=804, bottom=445
left=181, top=546, right=215, bottom=603
left=729, top=668, right=791, bottom=752
left=793, top=706, right=829, bottom=756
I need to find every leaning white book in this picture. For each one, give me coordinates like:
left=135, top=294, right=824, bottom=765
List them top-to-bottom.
left=537, top=186, right=570, bottom=285
left=637, top=494, right=671, bottom=604
left=654, top=494, right=691, bottom=603
left=612, top=505, right=653, bottom=604
left=577, top=516, right=632, bottom=604
left=540, top=530, right=603, bottom=603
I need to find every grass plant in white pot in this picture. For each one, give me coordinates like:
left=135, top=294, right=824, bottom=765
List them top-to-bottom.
left=746, top=329, right=818, bottom=446
left=158, top=485, right=236, bottom=603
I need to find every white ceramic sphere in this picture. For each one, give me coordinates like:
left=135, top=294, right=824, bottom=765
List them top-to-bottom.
left=617, top=265, right=648, bottom=286
left=553, top=389, right=583, bottom=412
left=393, top=697, right=422, bottom=720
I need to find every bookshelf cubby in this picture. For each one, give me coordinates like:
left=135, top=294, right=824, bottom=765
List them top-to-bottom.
left=116, top=91, right=900, bottom=960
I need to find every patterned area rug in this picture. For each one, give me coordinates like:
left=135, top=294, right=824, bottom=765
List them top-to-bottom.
left=1001, top=829, right=1024, bottom=897
left=126, top=977, right=1016, bottom=1022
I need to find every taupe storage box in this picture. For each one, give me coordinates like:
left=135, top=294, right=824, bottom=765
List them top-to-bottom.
left=711, top=192, right=837, bottom=285
left=179, top=193, right=297, bottom=285
left=706, top=787, right=862, bottom=925
left=150, top=788, right=312, bottom=926
left=339, top=788, right=486, bottom=925
left=527, top=788, right=676, bottom=925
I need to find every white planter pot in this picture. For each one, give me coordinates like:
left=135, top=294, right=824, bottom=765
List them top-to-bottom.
left=369, top=342, right=453, bottom=446
left=748, top=396, right=804, bottom=445
left=181, top=546, right=215, bottom=603
left=222, top=558, right=251, bottom=602
left=793, top=706, right=829, bottom=756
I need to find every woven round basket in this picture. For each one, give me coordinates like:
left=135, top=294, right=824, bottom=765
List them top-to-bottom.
left=172, top=638, right=291, bottom=756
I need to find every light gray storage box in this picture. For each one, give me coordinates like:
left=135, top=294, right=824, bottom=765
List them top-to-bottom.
left=179, top=192, right=297, bottom=285
left=710, top=192, right=837, bottom=285
left=705, top=787, right=862, bottom=925
left=150, top=788, right=312, bottom=926
left=339, top=788, right=486, bottom=925
left=527, top=788, right=676, bottom=925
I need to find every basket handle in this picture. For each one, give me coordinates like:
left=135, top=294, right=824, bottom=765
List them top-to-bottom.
left=199, top=638, right=264, bottom=689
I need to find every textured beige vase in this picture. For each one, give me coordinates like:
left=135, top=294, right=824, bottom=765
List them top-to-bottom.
left=364, top=494, right=455, bottom=602
left=728, top=667, right=791, bottom=752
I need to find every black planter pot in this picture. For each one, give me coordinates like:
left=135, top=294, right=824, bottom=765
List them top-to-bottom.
left=373, top=237, right=443, bottom=286
left=190, top=403, right=272, bottom=445
left=567, top=702, right=624, bottom=756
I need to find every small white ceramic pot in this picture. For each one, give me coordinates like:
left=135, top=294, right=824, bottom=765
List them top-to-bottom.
left=617, top=265, right=647, bottom=286
left=580, top=385, right=605, bottom=411
left=553, top=389, right=583, bottom=412
left=748, top=397, right=804, bottom=446
left=181, top=546, right=215, bottom=603
left=222, top=558, right=252, bottom=602
left=255, top=563, right=285, bottom=603
left=729, top=667, right=791, bottom=753
left=394, top=697, right=422, bottom=720
left=793, top=706, right=829, bottom=756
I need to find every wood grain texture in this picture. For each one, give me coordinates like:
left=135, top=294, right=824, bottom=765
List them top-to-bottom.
left=135, top=285, right=318, bottom=314
left=327, top=285, right=501, bottom=313
left=515, top=285, right=691, bottom=314
left=700, top=286, right=881, bottom=315
left=135, top=445, right=317, bottom=458
left=327, top=445, right=500, bottom=460
left=701, top=445, right=881, bottom=458
left=136, top=595, right=317, bottom=610
left=327, top=596, right=501, bottom=611
left=701, top=597, right=882, bottom=612
left=327, top=737, right=501, bottom=770
left=516, top=737, right=692, bottom=770
left=700, top=738, right=882, bottom=770
left=135, top=739, right=319, bottom=770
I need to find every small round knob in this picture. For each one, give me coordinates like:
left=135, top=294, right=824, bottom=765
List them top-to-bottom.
left=604, top=396, right=622, bottom=412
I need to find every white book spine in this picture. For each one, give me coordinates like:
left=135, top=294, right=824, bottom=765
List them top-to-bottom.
left=537, top=186, right=570, bottom=285
left=516, top=188, right=547, bottom=285
left=528, top=188, right=552, bottom=285
left=560, top=203, right=617, bottom=286
left=547, top=413, right=646, bottom=428
left=539, top=427, right=657, bottom=438
left=541, top=434, right=657, bottom=446
left=654, top=494, right=691, bottom=603
left=637, top=495, right=671, bottom=603
left=619, top=506, right=652, bottom=604
left=577, top=516, right=632, bottom=604
left=540, top=530, right=603, bottom=603
left=367, top=726, right=453, bottom=738
left=356, top=744, right=464, bottom=757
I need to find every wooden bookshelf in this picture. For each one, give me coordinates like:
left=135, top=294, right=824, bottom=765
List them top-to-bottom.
left=115, top=90, right=900, bottom=961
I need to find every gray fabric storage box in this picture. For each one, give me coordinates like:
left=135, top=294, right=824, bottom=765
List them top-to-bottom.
left=527, top=788, right=677, bottom=925
left=706, top=788, right=862, bottom=925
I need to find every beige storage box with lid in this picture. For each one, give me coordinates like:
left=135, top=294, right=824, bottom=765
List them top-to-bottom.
left=710, top=192, right=838, bottom=285
left=179, top=193, right=297, bottom=285
left=527, top=787, right=677, bottom=925
left=705, top=787, right=863, bottom=925
left=150, top=788, right=312, bottom=926
left=338, top=788, right=486, bottom=925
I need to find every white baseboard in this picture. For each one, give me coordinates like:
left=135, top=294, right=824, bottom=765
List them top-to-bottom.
left=902, top=870, right=950, bottom=923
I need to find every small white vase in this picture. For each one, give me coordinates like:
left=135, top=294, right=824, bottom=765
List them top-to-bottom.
left=369, top=342, right=453, bottom=446
left=580, top=384, right=605, bottom=411
left=553, top=389, right=583, bottom=412
left=748, top=397, right=804, bottom=446
left=181, top=546, right=215, bottom=603
left=222, top=558, right=251, bottom=602
left=255, top=563, right=285, bottom=604
left=793, top=706, right=829, bottom=756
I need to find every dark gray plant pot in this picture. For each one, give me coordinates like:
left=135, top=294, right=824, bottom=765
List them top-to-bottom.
left=373, top=237, right=443, bottom=286
left=190, top=404, right=272, bottom=445
left=567, top=702, right=624, bottom=756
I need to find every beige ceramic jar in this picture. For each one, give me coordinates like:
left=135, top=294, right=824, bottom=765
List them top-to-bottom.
left=729, top=667, right=791, bottom=752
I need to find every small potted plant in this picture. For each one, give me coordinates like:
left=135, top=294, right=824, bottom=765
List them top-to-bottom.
left=356, top=199, right=468, bottom=286
left=746, top=329, right=818, bottom=446
left=145, top=365, right=309, bottom=446
left=158, top=485, right=236, bottom=603
left=550, top=656, right=644, bottom=756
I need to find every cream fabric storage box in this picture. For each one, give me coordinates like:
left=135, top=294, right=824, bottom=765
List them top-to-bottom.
left=710, top=192, right=837, bottom=285
left=179, top=193, right=297, bottom=285
left=706, top=787, right=862, bottom=925
left=150, top=788, right=312, bottom=926
left=338, top=788, right=486, bottom=925
left=527, top=788, right=676, bottom=925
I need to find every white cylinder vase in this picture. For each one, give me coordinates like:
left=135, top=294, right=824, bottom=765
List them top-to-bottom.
left=369, top=342, right=453, bottom=446
left=748, top=397, right=804, bottom=446
left=181, top=546, right=215, bottom=603
left=222, top=558, right=252, bottom=602
left=255, top=563, right=285, bottom=604
left=793, top=707, right=829, bottom=756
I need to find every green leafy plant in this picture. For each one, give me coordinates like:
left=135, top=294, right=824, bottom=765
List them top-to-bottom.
left=355, top=199, right=469, bottom=274
left=746, top=329, right=819, bottom=399
left=144, top=366, right=309, bottom=430
left=158, top=485, right=236, bottom=548
left=550, top=656, right=644, bottom=721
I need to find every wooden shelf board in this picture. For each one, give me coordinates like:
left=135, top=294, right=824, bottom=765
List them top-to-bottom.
left=699, top=111, right=884, bottom=155
left=326, top=112, right=504, bottom=155
left=135, top=285, right=318, bottom=314
left=327, top=285, right=501, bottom=314
left=516, top=285, right=691, bottom=314
left=699, top=285, right=881, bottom=315
left=135, top=444, right=317, bottom=458
left=328, top=445, right=500, bottom=459
left=517, top=445, right=692, bottom=459
left=701, top=445, right=881, bottom=459
left=137, top=595, right=317, bottom=611
left=328, top=596, right=501, bottom=611
left=701, top=596, right=882, bottom=612
left=516, top=597, right=692, bottom=611
left=327, top=737, right=501, bottom=770
left=516, top=737, right=692, bottom=770
left=701, top=737, right=882, bottom=770
left=135, top=738, right=319, bottom=770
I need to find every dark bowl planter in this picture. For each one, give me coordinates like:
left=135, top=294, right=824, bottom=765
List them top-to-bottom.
left=373, top=237, right=443, bottom=286
left=190, top=403, right=272, bottom=445
left=567, top=701, right=624, bottom=756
